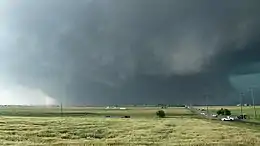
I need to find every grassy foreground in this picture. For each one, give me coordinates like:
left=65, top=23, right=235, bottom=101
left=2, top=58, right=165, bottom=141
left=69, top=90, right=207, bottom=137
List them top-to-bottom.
left=0, top=107, right=260, bottom=145
left=1, top=116, right=260, bottom=145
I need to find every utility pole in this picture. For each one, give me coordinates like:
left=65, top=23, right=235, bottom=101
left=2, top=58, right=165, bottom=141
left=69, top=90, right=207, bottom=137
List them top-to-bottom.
left=249, top=88, right=257, bottom=118
left=240, top=92, right=244, bottom=115
left=205, top=94, right=209, bottom=118
left=60, top=102, right=63, bottom=117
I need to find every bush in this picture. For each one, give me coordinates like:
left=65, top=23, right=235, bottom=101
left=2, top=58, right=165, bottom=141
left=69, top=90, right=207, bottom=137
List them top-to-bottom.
left=216, top=108, right=231, bottom=116
left=217, top=108, right=224, bottom=115
left=224, top=109, right=231, bottom=115
left=156, top=110, right=166, bottom=118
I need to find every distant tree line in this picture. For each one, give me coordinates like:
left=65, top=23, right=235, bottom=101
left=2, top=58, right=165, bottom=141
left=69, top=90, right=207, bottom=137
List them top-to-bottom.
left=106, top=104, right=187, bottom=107
left=157, top=104, right=185, bottom=107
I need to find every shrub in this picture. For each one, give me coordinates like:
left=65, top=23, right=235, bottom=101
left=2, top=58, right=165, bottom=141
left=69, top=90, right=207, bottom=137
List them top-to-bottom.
left=216, top=108, right=231, bottom=116
left=217, top=109, right=224, bottom=115
left=224, top=109, right=231, bottom=115
left=156, top=110, right=166, bottom=118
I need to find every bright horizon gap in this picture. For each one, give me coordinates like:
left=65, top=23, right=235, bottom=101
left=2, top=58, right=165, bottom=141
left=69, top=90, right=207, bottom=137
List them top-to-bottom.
left=0, top=85, right=57, bottom=105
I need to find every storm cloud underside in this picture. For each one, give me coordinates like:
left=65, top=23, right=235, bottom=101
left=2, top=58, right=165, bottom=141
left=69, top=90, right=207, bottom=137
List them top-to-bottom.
left=1, top=0, right=260, bottom=105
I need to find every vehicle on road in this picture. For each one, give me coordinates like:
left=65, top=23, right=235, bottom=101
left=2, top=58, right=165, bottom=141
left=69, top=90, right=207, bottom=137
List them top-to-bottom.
left=212, top=114, right=218, bottom=117
left=237, top=114, right=247, bottom=119
left=221, top=116, right=234, bottom=121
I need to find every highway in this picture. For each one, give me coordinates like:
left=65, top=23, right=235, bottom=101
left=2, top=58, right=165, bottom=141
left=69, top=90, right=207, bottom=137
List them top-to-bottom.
left=186, top=105, right=260, bottom=126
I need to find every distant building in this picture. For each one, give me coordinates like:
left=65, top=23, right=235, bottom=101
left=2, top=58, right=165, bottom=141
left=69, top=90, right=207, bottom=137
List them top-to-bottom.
left=237, top=103, right=250, bottom=106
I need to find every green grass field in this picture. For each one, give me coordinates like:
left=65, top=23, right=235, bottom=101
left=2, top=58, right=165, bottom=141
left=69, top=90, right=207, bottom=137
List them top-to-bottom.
left=0, top=106, right=192, bottom=117
left=1, top=106, right=260, bottom=145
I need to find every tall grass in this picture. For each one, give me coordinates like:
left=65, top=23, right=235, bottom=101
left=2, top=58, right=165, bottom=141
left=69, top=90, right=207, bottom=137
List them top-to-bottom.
left=0, top=116, right=260, bottom=145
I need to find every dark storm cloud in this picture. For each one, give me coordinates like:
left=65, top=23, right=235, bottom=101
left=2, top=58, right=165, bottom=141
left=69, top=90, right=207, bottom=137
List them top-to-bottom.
left=1, top=0, right=260, bottom=105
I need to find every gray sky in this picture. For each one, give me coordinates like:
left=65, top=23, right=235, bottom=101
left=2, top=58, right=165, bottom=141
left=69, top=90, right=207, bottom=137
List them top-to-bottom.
left=1, top=0, right=260, bottom=105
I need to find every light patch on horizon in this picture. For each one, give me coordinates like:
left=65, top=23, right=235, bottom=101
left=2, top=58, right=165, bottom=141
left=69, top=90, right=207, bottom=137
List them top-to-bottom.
left=0, top=85, right=57, bottom=105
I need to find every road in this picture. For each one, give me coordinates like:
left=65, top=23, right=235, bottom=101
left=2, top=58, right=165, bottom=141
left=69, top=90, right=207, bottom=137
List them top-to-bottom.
left=186, top=106, right=260, bottom=126
left=187, top=106, right=218, bottom=119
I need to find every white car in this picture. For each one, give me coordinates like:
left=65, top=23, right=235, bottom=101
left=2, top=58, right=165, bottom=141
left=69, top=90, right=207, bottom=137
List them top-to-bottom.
left=212, top=114, right=218, bottom=117
left=221, top=116, right=234, bottom=121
